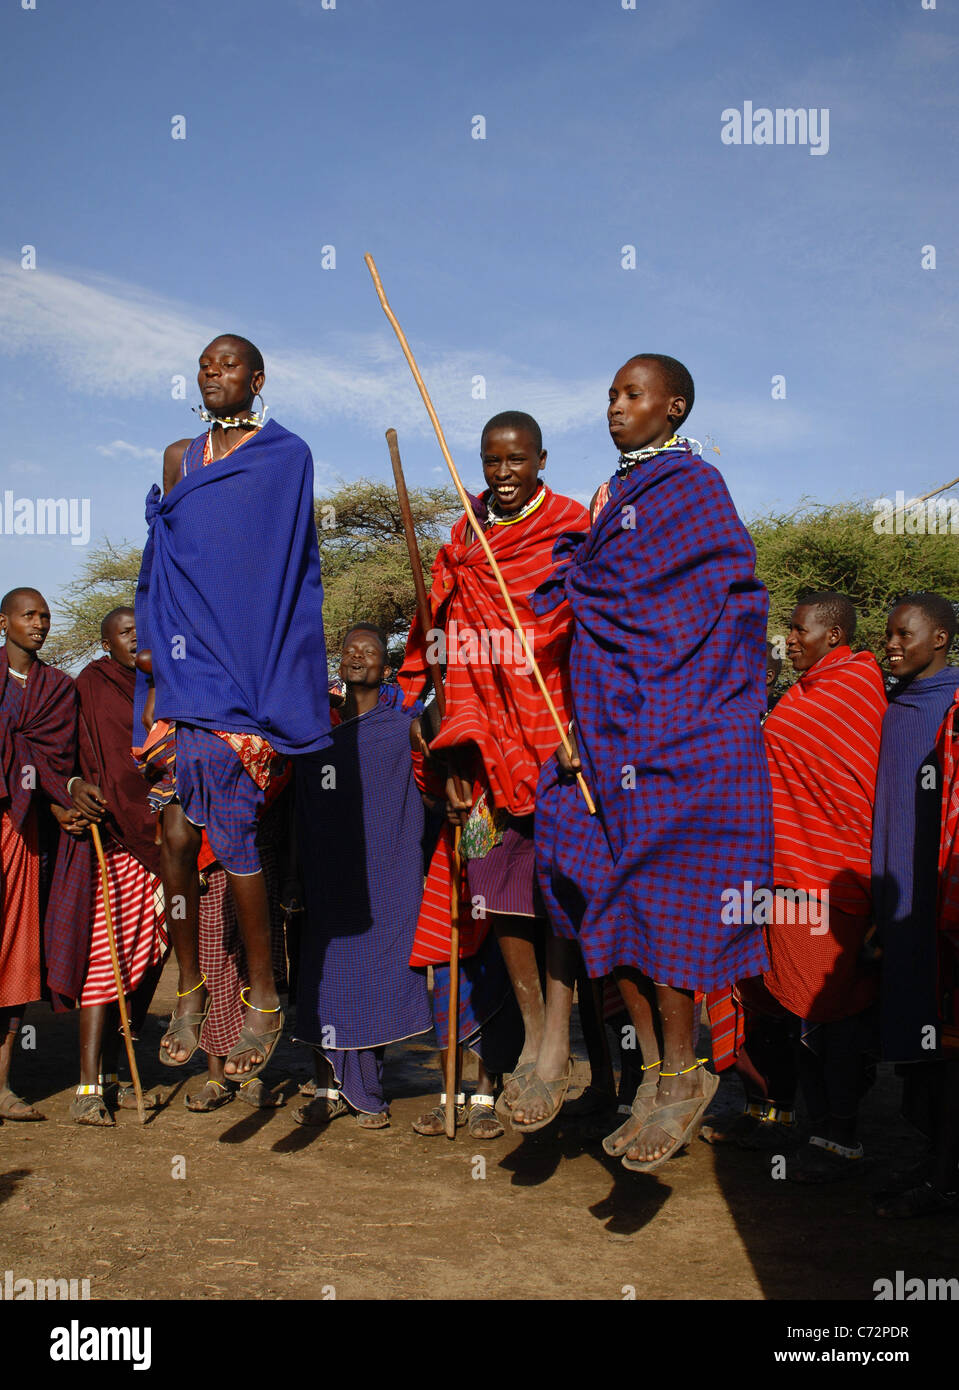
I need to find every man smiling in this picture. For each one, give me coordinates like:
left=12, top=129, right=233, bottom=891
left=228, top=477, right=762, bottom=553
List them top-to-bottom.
left=400, top=411, right=588, bottom=1136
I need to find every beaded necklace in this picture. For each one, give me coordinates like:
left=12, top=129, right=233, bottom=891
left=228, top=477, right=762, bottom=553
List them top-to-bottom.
left=202, top=424, right=261, bottom=466
left=616, top=435, right=698, bottom=477
left=484, top=483, right=546, bottom=529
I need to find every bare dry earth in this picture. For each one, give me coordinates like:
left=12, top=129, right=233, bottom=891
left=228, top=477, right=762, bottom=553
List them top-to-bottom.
left=1, top=961, right=954, bottom=1302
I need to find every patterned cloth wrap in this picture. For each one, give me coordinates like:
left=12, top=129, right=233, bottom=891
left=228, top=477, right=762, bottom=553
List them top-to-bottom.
left=532, top=441, right=773, bottom=990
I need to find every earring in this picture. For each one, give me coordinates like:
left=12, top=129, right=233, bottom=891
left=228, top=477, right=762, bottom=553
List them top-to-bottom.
left=253, top=392, right=266, bottom=423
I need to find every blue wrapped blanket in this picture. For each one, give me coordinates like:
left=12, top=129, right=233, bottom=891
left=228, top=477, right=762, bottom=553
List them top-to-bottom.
left=135, top=421, right=330, bottom=755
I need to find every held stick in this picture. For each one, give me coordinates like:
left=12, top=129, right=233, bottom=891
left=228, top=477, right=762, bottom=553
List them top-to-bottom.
left=365, top=255, right=595, bottom=817
left=385, top=427, right=460, bottom=1138
left=386, top=428, right=446, bottom=717
left=90, top=822, right=147, bottom=1123
left=445, top=825, right=462, bottom=1140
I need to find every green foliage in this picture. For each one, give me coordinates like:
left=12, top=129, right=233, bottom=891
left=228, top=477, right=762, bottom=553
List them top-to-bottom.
left=315, top=478, right=461, bottom=661
left=749, top=498, right=959, bottom=662
left=43, top=540, right=141, bottom=670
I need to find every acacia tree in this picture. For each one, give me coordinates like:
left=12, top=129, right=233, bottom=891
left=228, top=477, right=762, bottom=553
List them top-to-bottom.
left=315, top=478, right=460, bottom=663
left=44, top=480, right=462, bottom=671
left=749, top=499, right=959, bottom=663
left=43, top=540, right=143, bottom=670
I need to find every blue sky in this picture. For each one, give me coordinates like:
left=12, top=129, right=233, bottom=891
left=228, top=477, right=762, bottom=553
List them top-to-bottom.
left=1, top=0, right=956, bottom=622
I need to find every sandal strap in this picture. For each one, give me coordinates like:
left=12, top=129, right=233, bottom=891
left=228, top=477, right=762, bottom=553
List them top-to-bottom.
left=226, top=1021, right=283, bottom=1059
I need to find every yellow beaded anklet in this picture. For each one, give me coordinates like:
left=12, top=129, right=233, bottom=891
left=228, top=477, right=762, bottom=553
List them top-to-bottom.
left=659, top=1057, right=709, bottom=1077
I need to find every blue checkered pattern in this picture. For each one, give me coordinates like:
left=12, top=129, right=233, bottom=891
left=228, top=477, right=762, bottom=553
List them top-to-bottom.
left=532, top=446, right=773, bottom=991
left=176, top=724, right=264, bottom=875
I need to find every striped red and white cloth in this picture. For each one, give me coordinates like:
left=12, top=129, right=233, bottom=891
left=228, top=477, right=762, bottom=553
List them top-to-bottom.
left=761, top=645, right=885, bottom=1022
left=197, top=837, right=286, bottom=1057
left=79, top=845, right=164, bottom=1007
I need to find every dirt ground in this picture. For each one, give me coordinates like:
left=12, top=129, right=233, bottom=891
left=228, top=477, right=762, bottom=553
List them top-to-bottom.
left=1, top=960, right=955, bottom=1302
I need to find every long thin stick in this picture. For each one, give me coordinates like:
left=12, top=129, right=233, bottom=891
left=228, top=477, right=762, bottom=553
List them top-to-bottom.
left=365, top=255, right=596, bottom=817
left=385, top=427, right=460, bottom=1138
left=386, top=428, right=446, bottom=717
left=911, top=473, right=959, bottom=505
left=90, top=823, right=146, bottom=1123
left=445, top=826, right=462, bottom=1140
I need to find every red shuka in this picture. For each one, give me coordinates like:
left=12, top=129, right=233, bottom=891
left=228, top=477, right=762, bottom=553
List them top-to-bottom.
left=399, top=485, right=588, bottom=966
left=762, top=645, right=886, bottom=1021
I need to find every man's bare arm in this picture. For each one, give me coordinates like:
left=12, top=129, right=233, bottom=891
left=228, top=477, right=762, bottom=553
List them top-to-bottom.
left=163, top=439, right=192, bottom=495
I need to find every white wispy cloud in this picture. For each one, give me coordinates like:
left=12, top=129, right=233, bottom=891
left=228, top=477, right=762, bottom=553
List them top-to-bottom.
left=0, top=258, right=606, bottom=446
left=97, top=440, right=163, bottom=461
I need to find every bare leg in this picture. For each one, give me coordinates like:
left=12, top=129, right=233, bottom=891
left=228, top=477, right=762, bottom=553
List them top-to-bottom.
left=158, top=805, right=205, bottom=1062
left=222, top=867, right=280, bottom=1075
left=492, top=915, right=545, bottom=1082
left=511, top=931, right=578, bottom=1125
left=599, top=967, right=663, bottom=1149
left=614, top=968, right=662, bottom=1062
left=624, top=982, right=701, bottom=1164
left=79, top=1004, right=108, bottom=1087
left=0, top=1013, right=43, bottom=1118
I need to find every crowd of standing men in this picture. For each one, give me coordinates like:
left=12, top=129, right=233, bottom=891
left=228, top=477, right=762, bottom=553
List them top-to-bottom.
left=1, top=334, right=957, bottom=1221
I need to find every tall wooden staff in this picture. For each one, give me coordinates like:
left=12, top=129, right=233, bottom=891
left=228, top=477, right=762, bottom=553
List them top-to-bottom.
left=365, top=255, right=595, bottom=816
left=386, top=427, right=461, bottom=1140
left=89, top=822, right=147, bottom=1123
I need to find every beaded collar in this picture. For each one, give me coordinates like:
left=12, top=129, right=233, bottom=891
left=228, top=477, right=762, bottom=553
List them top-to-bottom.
left=616, top=435, right=698, bottom=477
left=484, top=483, right=547, bottom=528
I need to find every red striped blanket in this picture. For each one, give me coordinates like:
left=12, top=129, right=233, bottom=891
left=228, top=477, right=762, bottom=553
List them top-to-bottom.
left=400, top=484, right=588, bottom=966
left=762, top=645, right=885, bottom=1020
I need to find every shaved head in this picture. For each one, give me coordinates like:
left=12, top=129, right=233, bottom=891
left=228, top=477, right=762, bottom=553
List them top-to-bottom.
left=204, top=334, right=264, bottom=375
left=625, top=354, right=695, bottom=426
left=1, top=587, right=44, bottom=615
left=795, top=589, right=857, bottom=643
left=100, top=606, right=135, bottom=641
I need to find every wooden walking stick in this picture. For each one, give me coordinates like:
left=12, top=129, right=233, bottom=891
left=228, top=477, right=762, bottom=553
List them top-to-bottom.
left=366, top=254, right=595, bottom=815
left=385, top=426, right=461, bottom=1139
left=89, top=822, right=147, bottom=1123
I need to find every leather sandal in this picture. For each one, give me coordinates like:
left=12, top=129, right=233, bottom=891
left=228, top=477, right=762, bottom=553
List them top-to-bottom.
left=159, top=977, right=211, bottom=1067
left=223, top=990, right=284, bottom=1079
left=510, top=1058, right=573, bottom=1133
left=621, top=1063, right=720, bottom=1172
left=603, top=1073, right=661, bottom=1157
